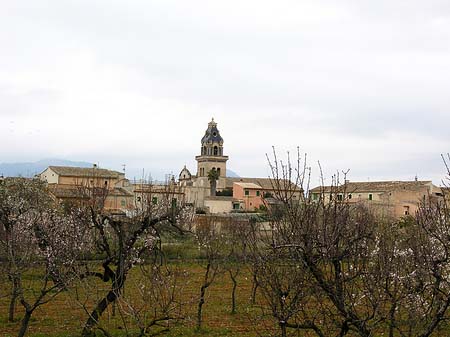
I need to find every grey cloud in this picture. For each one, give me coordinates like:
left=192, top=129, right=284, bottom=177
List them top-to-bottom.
left=0, top=0, right=449, bottom=182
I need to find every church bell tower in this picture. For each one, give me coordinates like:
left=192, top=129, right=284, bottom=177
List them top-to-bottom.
left=196, top=118, right=228, bottom=178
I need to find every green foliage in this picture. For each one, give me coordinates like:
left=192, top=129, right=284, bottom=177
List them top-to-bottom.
left=207, top=169, right=220, bottom=182
left=216, top=189, right=233, bottom=196
left=195, top=207, right=206, bottom=214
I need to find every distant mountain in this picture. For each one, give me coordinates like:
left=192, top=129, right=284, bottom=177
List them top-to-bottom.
left=0, top=159, right=93, bottom=178
left=0, top=159, right=241, bottom=180
left=227, top=169, right=240, bottom=178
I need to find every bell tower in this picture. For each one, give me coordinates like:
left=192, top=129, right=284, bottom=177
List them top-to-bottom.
left=195, top=118, right=228, bottom=177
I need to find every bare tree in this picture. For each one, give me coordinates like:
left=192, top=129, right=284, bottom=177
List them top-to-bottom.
left=257, top=149, right=450, bottom=336
left=0, top=177, right=92, bottom=337
left=0, top=178, right=50, bottom=322
left=76, top=181, right=193, bottom=337
left=194, top=215, right=224, bottom=330
left=221, top=218, right=251, bottom=315
left=248, top=232, right=326, bottom=337
left=111, top=263, right=186, bottom=337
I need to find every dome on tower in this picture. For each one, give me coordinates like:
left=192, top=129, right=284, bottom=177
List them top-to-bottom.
left=196, top=118, right=228, bottom=177
left=201, top=118, right=224, bottom=144
left=179, top=165, right=192, bottom=180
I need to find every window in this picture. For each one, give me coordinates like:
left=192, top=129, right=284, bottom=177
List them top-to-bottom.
left=213, top=146, right=218, bottom=155
left=217, top=168, right=221, bottom=176
left=105, top=180, right=108, bottom=186
left=245, top=190, right=249, bottom=196
left=256, top=191, right=260, bottom=196
left=312, top=193, right=318, bottom=201
left=337, top=194, right=343, bottom=201
left=348, top=194, right=352, bottom=199
left=368, top=194, right=373, bottom=201
left=137, top=196, right=141, bottom=202
left=152, top=197, right=158, bottom=205
left=171, top=198, right=177, bottom=208
left=121, top=199, right=126, bottom=207
left=233, top=203, right=240, bottom=210
left=404, top=206, right=410, bottom=216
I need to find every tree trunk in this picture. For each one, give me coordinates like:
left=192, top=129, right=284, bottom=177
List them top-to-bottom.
left=210, top=180, right=217, bottom=197
left=196, top=263, right=211, bottom=330
left=229, top=270, right=237, bottom=314
left=251, top=271, right=258, bottom=305
left=8, top=277, right=19, bottom=322
left=197, top=285, right=206, bottom=330
left=82, top=289, right=118, bottom=336
left=112, top=300, right=116, bottom=317
left=388, top=301, right=397, bottom=337
left=17, top=310, right=32, bottom=337
left=280, top=321, right=287, bottom=337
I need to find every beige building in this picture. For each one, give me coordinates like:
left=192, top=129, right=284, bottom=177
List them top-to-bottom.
left=39, top=165, right=134, bottom=214
left=40, top=165, right=126, bottom=188
left=310, top=180, right=443, bottom=219
left=132, top=181, right=185, bottom=210
left=204, top=196, right=236, bottom=214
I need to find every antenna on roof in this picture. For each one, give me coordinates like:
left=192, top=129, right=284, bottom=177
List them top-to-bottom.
left=122, top=164, right=126, bottom=174
left=415, top=174, right=418, bottom=182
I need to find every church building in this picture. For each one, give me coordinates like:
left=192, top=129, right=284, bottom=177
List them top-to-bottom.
left=178, top=118, right=301, bottom=213
left=178, top=118, right=229, bottom=209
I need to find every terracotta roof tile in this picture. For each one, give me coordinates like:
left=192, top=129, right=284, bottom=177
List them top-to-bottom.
left=225, top=177, right=300, bottom=191
left=233, top=182, right=262, bottom=189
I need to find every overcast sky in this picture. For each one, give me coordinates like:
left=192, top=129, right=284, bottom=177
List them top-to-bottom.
left=1, top=0, right=450, bottom=185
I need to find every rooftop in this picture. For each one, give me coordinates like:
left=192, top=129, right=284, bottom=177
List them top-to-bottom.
left=47, top=166, right=123, bottom=178
left=225, top=177, right=301, bottom=191
left=310, top=180, right=433, bottom=193
left=233, top=182, right=262, bottom=189
left=48, top=185, right=133, bottom=198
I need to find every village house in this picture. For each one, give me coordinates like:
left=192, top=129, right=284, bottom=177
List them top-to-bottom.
left=39, top=165, right=134, bottom=214
left=40, top=165, right=126, bottom=187
left=132, top=180, right=185, bottom=210
left=310, top=180, right=443, bottom=218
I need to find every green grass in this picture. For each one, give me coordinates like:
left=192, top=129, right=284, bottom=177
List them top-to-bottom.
left=0, top=262, right=264, bottom=337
